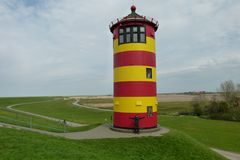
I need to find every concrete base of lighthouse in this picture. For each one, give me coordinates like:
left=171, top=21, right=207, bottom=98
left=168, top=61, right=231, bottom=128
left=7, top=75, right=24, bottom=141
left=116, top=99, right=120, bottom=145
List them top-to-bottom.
left=110, top=124, right=161, bottom=133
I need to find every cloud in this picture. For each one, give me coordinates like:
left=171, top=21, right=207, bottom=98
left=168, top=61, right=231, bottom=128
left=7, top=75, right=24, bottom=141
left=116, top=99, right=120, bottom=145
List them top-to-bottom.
left=0, top=0, right=240, bottom=96
left=158, top=52, right=240, bottom=76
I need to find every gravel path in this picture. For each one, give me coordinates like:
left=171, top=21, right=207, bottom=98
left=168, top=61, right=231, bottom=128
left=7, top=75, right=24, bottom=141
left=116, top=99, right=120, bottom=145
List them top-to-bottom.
left=5, top=100, right=85, bottom=127
left=73, top=100, right=113, bottom=112
left=211, top=148, right=240, bottom=160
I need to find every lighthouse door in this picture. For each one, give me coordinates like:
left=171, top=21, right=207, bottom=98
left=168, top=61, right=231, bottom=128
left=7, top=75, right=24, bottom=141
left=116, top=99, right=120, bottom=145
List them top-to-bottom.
left=147, top=106, right=153, bottom=117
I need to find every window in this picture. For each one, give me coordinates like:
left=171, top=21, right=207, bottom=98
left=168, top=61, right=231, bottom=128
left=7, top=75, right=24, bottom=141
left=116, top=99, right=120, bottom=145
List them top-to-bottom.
left=118, top=26, right=146, bottom=44
left=140, top=26, right=145, bottom=32
left=119, top=28, right=124, bottom=34
left=126, top=33, right=131, bottom=43
left=133, top=33, right=138, bottom=42
left=140, top=33, right=145, bottom=42
left=119, top=35, right=124, bottom=44
left=146, top=68, right=152, bottom=79
left=147, top=106, right=153, bottom=117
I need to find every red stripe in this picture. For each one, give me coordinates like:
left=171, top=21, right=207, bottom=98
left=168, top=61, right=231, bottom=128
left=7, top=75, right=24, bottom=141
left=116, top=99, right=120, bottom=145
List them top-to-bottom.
left=113, top=24, right=155, bottom=39
left=114, top=51, right=156, bottom=68
left=114, top=82, right=156, bottom=97
left=114, top=112, right=157, bottom=129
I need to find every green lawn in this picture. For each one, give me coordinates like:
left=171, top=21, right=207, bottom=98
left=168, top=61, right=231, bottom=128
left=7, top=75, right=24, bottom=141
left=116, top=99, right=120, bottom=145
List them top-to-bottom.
left=0, top=97, right=98, bottom=132
left=0, top=97, right=54, bottom=108
left=1, top=97, right=240, bottom=154
left=78, top=98, right=113, bottom=104
left=15, top=99, right=112, bottom=125
left=79, top=99, right=193, bottom=116
left=158, top=101, right=192, bottom=115
left=159, top=115, right=240, bottom=153
left=0, top=127, right=226, bottom=160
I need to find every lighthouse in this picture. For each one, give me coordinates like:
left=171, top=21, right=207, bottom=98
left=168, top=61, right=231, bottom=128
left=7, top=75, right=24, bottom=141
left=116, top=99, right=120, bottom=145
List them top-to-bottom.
left=109, top=5, right=159, bottom=130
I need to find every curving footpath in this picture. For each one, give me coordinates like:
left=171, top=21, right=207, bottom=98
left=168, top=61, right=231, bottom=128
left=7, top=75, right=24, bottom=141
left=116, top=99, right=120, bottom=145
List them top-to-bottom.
left=73, top=99, right=113, bottom=112
left=5, top=100, right=85, bottom=127
left=0, top=121, right=169, bottom=139
left=211, top=148, right=240, bottom=160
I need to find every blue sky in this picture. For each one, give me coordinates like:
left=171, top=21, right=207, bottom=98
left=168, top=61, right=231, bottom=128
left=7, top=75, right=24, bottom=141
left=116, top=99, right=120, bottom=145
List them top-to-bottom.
left=0, top=0, right=240, bottom=96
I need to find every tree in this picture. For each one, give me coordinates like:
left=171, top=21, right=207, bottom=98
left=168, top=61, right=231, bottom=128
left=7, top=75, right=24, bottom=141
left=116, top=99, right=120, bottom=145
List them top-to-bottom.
left=219, top=80, right=236, bottom=104
left=219, top=80, right=240, bottom=108
left=237, top=84, right=240, bottom=93
left=191, top=94, right=207, bottom=116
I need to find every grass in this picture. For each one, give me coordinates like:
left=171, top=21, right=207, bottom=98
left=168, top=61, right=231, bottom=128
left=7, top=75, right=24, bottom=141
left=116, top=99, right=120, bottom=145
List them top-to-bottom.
left=0, top=97, right=99, bottom=132
left=0, top=97, right=54, bottom=108
left=1, top=97, right=240, bottom=154
left=78, top=98, right=113, bottom=104
left=15, top=99, right=112, bottom=125
left=79, top=99, right=193, bottom=116
left=158, top=101, right=192, bottom=115
left=159, top=115, right=240, bottom=153
left=0, top=127, right=226, bottom=160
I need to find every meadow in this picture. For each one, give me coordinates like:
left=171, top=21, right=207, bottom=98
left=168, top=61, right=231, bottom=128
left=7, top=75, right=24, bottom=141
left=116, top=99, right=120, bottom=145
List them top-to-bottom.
left=1, top=96, right=240, bottom=159
left=0, top=97, right=100, bottom=132
left=15, top=99, right=112, bottom=124
left=159, top=116, right=240, bottom=153
left=0, top=127, right=226, bottom=160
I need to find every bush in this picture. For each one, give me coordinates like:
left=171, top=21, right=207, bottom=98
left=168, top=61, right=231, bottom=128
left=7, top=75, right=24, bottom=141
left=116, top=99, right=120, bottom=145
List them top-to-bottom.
left=190, top=80, right=240, bottom=122
left=191, top=94, right=207, bottom=116
left=205, top=101, right=228, bottom=114
left=192, top=103, right=203, bottom=116
left=178, top=110, right=193, bottom=115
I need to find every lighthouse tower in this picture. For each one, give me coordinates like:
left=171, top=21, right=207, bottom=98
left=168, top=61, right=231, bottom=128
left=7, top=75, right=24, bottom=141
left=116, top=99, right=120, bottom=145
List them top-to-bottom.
left=109, top=6, right=159, bottom=129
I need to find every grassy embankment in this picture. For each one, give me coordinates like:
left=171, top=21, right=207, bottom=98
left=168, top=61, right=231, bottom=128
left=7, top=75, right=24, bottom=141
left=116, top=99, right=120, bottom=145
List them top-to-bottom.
left=0, top=97, right=99, bottom=132
left=1, top=97, right=239, bottom=153
left=15, top=98, right=240, bottom=152
left=15, top=99, right=112, bottom=124
left=159, top=116, right=240, bottom=153
left=0, top=127, right=226, bottom=160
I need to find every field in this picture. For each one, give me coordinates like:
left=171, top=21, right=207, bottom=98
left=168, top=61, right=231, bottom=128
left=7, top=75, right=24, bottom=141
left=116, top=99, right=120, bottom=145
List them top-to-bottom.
left=0, top=95, right=240, bottom=159
left=2, top=96, right=239, bottom=153
left=0, top=97, right=110, bottom=132
left=77, top=97, right=193, bottom=115
left=15, top=100, right=112, bottom=124
left=159, top=116, right=240, bottom=153
left=0, top=127, right=226, bottom=160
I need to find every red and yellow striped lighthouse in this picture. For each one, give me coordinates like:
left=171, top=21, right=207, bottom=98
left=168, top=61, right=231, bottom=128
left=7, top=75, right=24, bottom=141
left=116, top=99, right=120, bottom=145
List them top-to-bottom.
left=109, top=5, right=159, bottom=129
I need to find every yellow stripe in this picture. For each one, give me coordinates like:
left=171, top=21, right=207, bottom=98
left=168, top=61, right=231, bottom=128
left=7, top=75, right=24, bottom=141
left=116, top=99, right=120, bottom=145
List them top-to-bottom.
left=114, top=37, right=155, bottom=54
left=114, top=66, right=156, bottom=82
left=114, top=97, right=158, bottom=113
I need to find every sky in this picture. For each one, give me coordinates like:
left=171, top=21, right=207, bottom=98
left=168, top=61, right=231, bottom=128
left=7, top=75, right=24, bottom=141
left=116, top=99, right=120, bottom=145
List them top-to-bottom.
left=0, top=0, right=240, bottom=97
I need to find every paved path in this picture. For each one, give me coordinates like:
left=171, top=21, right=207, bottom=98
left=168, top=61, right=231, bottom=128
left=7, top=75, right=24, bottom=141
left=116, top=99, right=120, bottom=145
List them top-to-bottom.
left=5, top=100, right=85, bottom=127
left=73, top=100, right=113, bottom=112
left=0, top=122, right=169, bottom=139
left=62, top=124, right=169, bottom=139
left=211, top=148, right=240, bottom=160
